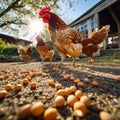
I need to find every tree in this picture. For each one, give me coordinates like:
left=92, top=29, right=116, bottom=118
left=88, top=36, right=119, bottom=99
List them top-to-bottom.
left=0, top=0, right=84, bottom=40
left=0, top=0, right=58, bottom=35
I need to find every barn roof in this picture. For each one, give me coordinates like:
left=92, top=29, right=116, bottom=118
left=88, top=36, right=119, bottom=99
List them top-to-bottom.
left=69, top=0, right=119, bottom=26
left=0, top=33, right=32, bottom=45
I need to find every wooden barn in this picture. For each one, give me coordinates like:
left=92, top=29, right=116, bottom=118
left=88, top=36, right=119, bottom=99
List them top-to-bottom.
left=69, top=0, right=120, bottom=56
left=0, top=33, right=32, bottom=46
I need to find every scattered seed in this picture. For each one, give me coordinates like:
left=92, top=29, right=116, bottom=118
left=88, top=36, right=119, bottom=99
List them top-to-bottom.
left=0, top=76, right=4, bottom=80
left=116, top=76, right=120, bottom=82
left=22, top=78, right=29, bottom=84
left=84, top=78, right=90, bottom=83
left=48, top=79, right=55, bottom=85
left=74, top=79, right=80, bottom=84
left=92, top=81, right=99, bottom=87
left=29, top=82, right=37, bottom=89
left=77, top=82, right=85, bottom=88
left=55, top=83, right=63, bottom=90
left=5, top=84, right=12, bottom=91
left=14, top=84, right=22, bottom=91
left=69, top=86, right=77, bottom=93
left=65, top=87, right=71, bottom=95
left=57, top=89, right=67, bottom=96
left=0, top=90, right=7, bottom=99
left=75, top=90, right=83, bottom=99
left=54, top=95, right=65, bottom=107
left=67, top=95, right=77, bottom=107
left=80, top=96, right=91, bottom=107
left=73, top=101, right=87, bottom=116
left=31, top=102, right=44, bottom=117
left=17, top=104, right=32, bottom=120
left=44, top=107, right=58, bottom=120
left=73, top=109, right=83, bottom=117
left=99, top=111, right=115, bottom=120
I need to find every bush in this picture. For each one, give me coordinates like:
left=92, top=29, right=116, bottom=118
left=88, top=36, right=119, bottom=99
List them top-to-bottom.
left=0, top=39, right=6, bottom=54
left=2, top=46, right=18, bottom=57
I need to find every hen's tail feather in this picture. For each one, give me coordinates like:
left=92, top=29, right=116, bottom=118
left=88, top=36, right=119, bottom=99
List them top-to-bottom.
left=88, top=25, right=110, bottom=44
left=88, top=28, right=98, bottom=38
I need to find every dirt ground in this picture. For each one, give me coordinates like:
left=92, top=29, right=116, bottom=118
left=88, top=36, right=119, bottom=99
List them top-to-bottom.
left=0, top=62, right=120, bottom=120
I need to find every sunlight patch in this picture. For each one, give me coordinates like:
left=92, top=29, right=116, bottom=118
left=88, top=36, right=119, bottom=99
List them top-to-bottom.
left=28, top=18, right=45, bottom=35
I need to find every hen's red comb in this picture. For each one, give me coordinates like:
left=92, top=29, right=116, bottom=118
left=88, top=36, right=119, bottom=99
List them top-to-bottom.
left=39, top=7, right=51, bottom=16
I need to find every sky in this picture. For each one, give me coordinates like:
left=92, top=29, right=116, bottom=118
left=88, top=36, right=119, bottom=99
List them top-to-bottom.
left=57, top=0, right=101, bottom=24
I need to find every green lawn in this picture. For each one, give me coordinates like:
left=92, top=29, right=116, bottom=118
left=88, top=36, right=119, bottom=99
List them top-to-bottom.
left=79, top=56, right=120, bottom=64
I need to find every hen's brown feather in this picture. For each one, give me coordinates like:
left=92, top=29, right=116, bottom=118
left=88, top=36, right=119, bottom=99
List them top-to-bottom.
left=88, top=25, right=110, bottom=44
left=53, top=28, right=83, bottom=58
left=56, top=28, right=82, bottom=44
left=36, top=38, right=54, bottom=63
left=82, top=38, right=99, bottom=57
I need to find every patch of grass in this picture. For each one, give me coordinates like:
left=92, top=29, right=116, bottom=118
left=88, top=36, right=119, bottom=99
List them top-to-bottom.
left=76, top=56, right=120, bottom=64
left=97, top=57, right=120, bottom=64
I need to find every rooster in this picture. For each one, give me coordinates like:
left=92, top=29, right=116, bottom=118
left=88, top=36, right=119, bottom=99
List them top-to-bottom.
left=39, top=7, right=110, bottom=66
left=82, top=25, right=110, bottom=63
left=36, top=35, right=55, bottom=64
left=18, top=45, right=32, bottom=62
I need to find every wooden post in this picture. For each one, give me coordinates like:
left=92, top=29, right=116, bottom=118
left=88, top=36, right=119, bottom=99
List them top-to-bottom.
left=108, top=7, right=120, bottom=48
left=94, top=13, right=99, bottom=28
left=94, top=13, right=101, bottom=56
left=87, top=18, right=92, bottom=35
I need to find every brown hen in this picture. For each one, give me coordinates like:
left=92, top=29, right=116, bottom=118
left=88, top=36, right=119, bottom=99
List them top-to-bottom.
left=82, top=25, right=110, bottom=63
left=36, top=35, right=54, bottom=64
left=18, top=45, right=32, bottom=62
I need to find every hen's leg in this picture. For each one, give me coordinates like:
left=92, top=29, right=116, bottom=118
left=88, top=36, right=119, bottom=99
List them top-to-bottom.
left=59, top=53, right=66, bottom=66
left=41, top=56, right=45, bottom=65
left=49, top=57, right=53, bottom=64
left=72, top=57, right=76, bottom=67
left=88, top=57, right=96, bottom=64
left=88, top=57, right=91, bottom=64
left=92, top=57, right=96, bottom=63
left=41, top=59, right=44, bottom=64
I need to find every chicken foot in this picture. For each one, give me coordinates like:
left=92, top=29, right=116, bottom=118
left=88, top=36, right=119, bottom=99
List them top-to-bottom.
left=58, top=53, right=66, bottom=66
left=49, top=57, right=53, bottom=64
left=72, top=57, right=76, bottom=67
left=88, top=57, right=96, bottom=64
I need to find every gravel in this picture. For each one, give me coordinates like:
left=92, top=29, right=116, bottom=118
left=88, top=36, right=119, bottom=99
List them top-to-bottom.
left=0, top=62, right=120, bottom=120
